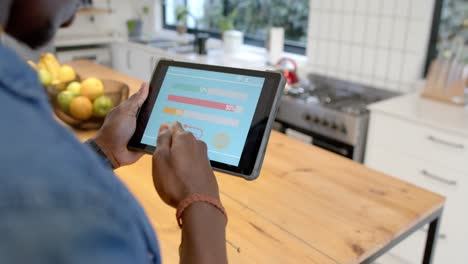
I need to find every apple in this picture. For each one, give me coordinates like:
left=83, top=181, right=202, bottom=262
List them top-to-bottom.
left=38, top=69, right=52, bottom=86
left=66, top=82, right=81, bottom=96
left=57, top=90, right=76, bottom=112
left=93, top=95, right=114, bottom=117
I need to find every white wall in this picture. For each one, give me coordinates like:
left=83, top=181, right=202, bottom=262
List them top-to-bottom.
left=57, top=0, right=161, bottom=39
left=306, top=0, right=435, bottom=92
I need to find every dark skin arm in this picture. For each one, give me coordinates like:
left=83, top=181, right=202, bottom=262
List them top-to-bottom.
left=93, top=84, right=149, bottom=168
left=94, top=86, right=228, bottom=263
left=153, top=123, right=228, bottom=264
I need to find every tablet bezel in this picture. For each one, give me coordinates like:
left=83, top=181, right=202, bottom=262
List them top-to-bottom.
left=128, top=59, right=284, bottom=180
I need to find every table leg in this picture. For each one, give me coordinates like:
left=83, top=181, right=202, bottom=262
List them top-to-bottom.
left=422, top=217, right=440, bottom=264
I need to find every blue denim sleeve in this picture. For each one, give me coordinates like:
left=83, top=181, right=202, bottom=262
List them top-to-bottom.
left=0, top=44, right=161, bottom=264
left=0, top=196, right=153, bottom=264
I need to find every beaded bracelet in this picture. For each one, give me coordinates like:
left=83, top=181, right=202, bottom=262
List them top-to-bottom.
left=176, top=193, right=227, bottom=228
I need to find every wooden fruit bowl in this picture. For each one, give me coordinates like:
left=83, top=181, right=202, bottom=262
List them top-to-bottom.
left=48, top=79, right=129, bottom=130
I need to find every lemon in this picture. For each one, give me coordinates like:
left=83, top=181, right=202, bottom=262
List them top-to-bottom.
left=58, top=65, right=76, bottom=83
left=38, top=69, right=52, bottom=86
left=81, top=78, right=104, bottom=100
left=66, top=82, right=81, bottom=96
left=69, top=96, right=93, bottom=120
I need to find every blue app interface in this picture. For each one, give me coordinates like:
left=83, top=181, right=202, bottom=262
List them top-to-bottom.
left=141, top=66, right=265, bottom=166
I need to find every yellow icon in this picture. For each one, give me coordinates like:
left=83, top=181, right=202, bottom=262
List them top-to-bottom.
left=213, top=132, right=230, bottom=149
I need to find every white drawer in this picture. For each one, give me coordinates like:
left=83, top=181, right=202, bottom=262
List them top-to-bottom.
left=368, top=112, right=468, bottom=173
left=366, top=148, right=466, bottom=197
left=366, top=150, right=468, bottom=263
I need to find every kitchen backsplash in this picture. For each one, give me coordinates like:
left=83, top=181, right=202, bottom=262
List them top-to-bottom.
left=306, top=0, right=435, bottom=92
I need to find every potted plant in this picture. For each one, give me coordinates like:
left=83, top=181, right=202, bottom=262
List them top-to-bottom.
left=127, top=5, right=150, bottom=39
left=175, top=6, right=189, bottom=35
left=218, top=9, right=243, bottom=54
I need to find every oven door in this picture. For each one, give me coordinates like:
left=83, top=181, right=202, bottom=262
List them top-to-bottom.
left=275, top=122, right=355, bottom=160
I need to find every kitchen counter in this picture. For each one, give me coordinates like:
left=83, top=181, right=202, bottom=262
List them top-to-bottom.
left=124, top=29, right=307, bottom=71
left=121, top=39, right=305, bottom=71
left=68, top=60, right=445, bottom=264
left=369, top=93, right=468, bottom=138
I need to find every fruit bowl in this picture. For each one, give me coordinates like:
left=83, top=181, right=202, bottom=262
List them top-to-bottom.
left=45, top=75, right=81, bottom=99
left=48, top=79, right=129, bottom=130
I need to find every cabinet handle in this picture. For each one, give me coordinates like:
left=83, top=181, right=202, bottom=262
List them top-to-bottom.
left=126, top=50, right=131, bottom=69
left=72, top=55, right=97, bottom=61
left=427, top=135, right=465, bottom=150
left=421, top=170, right=457, bottom=186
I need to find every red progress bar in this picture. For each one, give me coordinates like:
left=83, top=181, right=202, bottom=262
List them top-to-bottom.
left=168, top=95, right=240, bottom=112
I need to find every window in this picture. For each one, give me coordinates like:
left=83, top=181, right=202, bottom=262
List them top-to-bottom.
left=162, top=0, right=310, bottom=54
left=425, top=0, right=467, bottom=76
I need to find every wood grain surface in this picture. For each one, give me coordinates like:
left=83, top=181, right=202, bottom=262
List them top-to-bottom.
left=68, top=60, right=445, bottom=264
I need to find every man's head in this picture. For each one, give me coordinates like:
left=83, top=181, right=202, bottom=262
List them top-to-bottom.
left=0, top=0, right=80, bottom=49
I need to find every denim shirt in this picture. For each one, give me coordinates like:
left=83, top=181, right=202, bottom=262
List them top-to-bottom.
left=0, top=44, right=161, bottom=264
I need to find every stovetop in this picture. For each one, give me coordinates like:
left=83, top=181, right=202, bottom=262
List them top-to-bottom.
left=276, top=74, right=400, bottom=149
left=284, top=74, right=399, bottom=116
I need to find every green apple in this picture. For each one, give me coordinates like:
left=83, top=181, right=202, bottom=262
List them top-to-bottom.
left=38, top=69, right=52, bottom=86
left=66, top=81, right=81, bottom=96
left=57, top=90, right=76, bottom=112
left=93, top=95, right=114, bottom=117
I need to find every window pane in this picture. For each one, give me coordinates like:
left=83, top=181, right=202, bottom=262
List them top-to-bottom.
left=163, top=0, right=310, bottom=51
left=164, top=0, right=185, bottom=25
left=164, top=0, right=224, bottom=30
left=188, top=0, right=224, bottom=30
left=228, top=0, right=309, bottom=45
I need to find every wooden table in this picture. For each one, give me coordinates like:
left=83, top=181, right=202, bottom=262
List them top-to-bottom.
left=69, top=61, right=445, bottom=264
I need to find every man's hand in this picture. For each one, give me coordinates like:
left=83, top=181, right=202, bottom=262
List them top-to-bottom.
left=93, top=83, right=149, bottom=169
left=152, top=122, right=220, bottom=208
left=153, top=122, right=227, bottom=264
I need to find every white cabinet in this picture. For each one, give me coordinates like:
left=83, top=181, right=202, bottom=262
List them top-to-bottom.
left=111, top=42, right=165, bottom=81
left=110, top=43, right=128, bottom=74
left=128, top=48, right=152, bottom=81
left=365, top=94, right=468, bottom=264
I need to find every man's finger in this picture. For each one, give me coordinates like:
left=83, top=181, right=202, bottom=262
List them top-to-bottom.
left=126, top=83, right=149, bottom=114
left=135, top=83, right=149, bottom=106
left=171, top=121, right=184, bottom=135
left=156, top=123, right=172, bottom=150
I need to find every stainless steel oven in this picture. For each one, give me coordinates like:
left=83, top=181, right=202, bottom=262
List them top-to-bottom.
left=275, top=74, right=398, bottom=163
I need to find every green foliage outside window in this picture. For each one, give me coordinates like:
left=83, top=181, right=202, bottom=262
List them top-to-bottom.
left=197, top=0, right=309, bottom=44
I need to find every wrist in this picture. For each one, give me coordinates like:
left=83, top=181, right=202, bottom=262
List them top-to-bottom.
left=88, top=137, right=119, bottom=169
left=176, top=194, right=227, bottom=228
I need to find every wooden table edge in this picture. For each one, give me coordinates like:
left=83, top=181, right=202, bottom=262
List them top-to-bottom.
left=355, top=200, right=445, bottom=264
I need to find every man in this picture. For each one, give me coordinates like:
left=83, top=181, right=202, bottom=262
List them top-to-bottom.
left=0, top=1, right=228, bottom=263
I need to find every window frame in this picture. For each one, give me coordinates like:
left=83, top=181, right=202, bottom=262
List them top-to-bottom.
left=161, top=0, right=307, bottom=55
left=424, top=0, right=444, bottom=77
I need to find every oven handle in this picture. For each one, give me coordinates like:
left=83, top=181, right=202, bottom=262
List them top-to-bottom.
left=313, top=139, right=349, bottom=156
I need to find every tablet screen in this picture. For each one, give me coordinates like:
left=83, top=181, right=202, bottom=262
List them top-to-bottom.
left=140, top=66, right=265, bottom=166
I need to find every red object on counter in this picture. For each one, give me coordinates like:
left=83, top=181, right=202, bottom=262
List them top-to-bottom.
left=276, top=57, right=299, bottom=85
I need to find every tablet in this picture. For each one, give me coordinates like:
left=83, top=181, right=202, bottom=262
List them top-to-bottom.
left=128, top=59, right=285, bottom=180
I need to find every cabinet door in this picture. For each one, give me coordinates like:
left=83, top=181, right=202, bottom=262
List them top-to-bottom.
left=111, top=43, right=130, bottom=75
left=128, top=48, right=152, bottom=81
left=148, top=55, right=160, bottom=78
